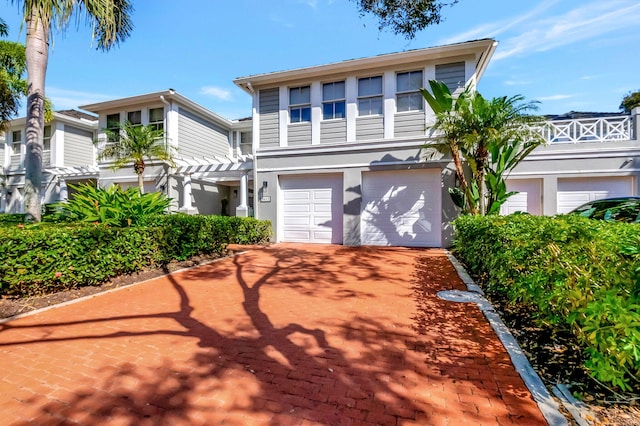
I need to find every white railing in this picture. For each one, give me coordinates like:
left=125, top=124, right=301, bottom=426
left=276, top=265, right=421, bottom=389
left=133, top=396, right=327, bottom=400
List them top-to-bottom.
left=541, top=116, right=633, bottom=143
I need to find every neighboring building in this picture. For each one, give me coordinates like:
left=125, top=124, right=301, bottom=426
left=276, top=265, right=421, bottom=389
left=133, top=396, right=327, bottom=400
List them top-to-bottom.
left=234, top=39, right=498, bottom=247
left=79, top=90, right=253, bottom=216
left=501, top=108, right=640, bottom=216
left=1, top=110, right=99, bottom=214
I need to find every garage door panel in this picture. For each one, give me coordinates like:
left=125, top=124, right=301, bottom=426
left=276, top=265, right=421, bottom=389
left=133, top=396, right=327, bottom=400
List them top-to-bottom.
left=361, top=170, right=441, bottom=247
left=280, top=175, right=343, bottom=244
left=557, top=177, right=633, bottom=214
left=501, top=179, right=542, bottom=215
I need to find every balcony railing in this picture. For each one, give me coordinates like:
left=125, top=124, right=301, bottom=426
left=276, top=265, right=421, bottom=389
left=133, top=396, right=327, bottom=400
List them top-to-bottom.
left=540, top=116, right=633, bottom=143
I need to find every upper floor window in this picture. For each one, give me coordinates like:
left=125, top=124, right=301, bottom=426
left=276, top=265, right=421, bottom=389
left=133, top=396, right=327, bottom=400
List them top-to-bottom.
left=396, top=70, right=423, bottom=112
left=358, top=76, right=383, bottom=116
left=322, top=81, right=345, bottom=120
left=289, top=86, right=311, bottom=123
left=149, top=108, right=164, bottom=132
left=127, top=110, right=142, bottom=126
left=106, top=113, right=120, bottom=142
left=43, top=125, right=51, bottom=151
left=11, top=131, right=21, bottom=155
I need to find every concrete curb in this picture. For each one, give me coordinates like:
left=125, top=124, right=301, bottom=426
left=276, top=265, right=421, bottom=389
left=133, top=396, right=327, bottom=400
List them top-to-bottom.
left=444, top=251, right=568, bottom=426
left=0, top=254, right=238, bottom=325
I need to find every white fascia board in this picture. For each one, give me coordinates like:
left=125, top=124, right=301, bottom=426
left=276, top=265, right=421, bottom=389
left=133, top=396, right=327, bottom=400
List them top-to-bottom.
left=234, top=39, right=497, bottom=93
left=3, top=113, right=98, bottom=132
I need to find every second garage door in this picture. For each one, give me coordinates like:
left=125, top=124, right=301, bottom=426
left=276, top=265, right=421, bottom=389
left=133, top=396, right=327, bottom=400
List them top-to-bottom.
left=361, top=169, right=442, bottom=247
left=280, top=174, right=343, bottom=244
left=557, top=177, right=634, bottom=213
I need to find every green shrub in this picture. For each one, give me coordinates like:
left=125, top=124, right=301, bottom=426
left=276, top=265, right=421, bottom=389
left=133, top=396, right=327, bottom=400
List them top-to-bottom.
left=55, top=183, right=172, bottom=227
left=0, top=213, right=26, bottom=225
left=453, top=214, right=640, bottom=391
left=0, top=215, right=271, bottom=297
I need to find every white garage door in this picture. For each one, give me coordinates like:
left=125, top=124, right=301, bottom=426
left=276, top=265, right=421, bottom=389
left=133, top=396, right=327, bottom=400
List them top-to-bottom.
left=361, top=169, right=441, bottom=247
left=280, top=175, right=343, bottom=244
left=557, top=177, right=634, bottom=213
left=501, top=179, right=542, bottom=215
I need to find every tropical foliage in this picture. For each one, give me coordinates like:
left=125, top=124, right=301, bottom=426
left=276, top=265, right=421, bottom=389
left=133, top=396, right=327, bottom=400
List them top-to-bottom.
left=13, top=0, right=133, bottom=221
left=0, top=17, right=27, bottom=131
left=422, top=80, right=544, bottom=215
left=620, top=90, right=640, bottom=113
left=96, top=122, right=176, bottom=192
left=55, top=183, right=171, bottom=227
left=454, top=214, right=640, bottom=391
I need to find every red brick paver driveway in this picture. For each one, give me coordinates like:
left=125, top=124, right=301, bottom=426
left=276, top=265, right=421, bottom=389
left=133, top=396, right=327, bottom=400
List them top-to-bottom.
left=0, top=244, right=547, bottom=425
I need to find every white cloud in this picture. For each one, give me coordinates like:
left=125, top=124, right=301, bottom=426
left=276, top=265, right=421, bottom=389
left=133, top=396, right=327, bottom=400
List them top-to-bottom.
left=439, top=0, right=559, bottom=45
left=493, top=1, right=640, bottom=60
left=269, top=13, right=294, bottom=28
left=504, top=80, right=532, bottom=86
left=199, top=86, right=232, bottom=101
left=46, top=87, right=115, bottom=110
left=537, top=94, right=575, bottom=101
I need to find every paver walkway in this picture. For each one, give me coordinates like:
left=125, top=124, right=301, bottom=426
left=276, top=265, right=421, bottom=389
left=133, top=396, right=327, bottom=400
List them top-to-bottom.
left=0, top=244, right=547, bottom=425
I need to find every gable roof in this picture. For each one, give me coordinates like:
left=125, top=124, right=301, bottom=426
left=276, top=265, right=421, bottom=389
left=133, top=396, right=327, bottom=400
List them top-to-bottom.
left=234, top=39, right=497, bottom=93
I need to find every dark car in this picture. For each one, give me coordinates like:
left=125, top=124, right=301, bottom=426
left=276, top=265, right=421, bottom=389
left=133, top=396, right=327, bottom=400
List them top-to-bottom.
left=570, top=196, right=640, bottom=223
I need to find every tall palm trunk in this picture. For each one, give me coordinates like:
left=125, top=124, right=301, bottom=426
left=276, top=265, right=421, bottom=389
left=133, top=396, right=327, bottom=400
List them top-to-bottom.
left=23, top=12, right=49, bottom=222
left=450, top=143, right=477, bottom=215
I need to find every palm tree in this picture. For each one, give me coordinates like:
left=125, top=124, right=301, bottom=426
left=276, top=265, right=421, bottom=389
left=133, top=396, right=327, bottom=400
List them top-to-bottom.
left=14, top=0, right=133, bottom=221
left=422, top=80, right=544, bottom=215
left=96, top=122, right=176, bottom=193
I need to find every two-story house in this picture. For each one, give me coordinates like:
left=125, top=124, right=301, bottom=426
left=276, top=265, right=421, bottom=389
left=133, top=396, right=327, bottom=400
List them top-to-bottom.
left=234, top=39, right=498, bottom=247
left=79, top=90, right=254, bottom=216
left=1, top=110, right=99, bottom=213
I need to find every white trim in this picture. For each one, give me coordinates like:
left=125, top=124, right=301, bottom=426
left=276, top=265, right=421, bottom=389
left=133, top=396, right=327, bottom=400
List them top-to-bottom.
left=465, top=58, right=477, bottom=91
left=424, top=65, right=436, bottom=129
left=383, top=70, right=395, bottom=139
left=345, top=76, right=357, bottom=142
left=311, top=81, right=321, bottom=145
left=278, top=86, right=288, bottom=147
left=53, top=122, right=65, bottom=167
left=256, top=136, right=436, bottom=157
left=525, top=146, right=640, bottom=161
left=257, top=159, right=447, bottom=173
left=509, top=168, right=640, bottom=177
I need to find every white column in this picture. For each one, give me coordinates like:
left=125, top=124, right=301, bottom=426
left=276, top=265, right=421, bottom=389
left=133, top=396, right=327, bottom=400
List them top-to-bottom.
left=383, top=70, right=396, bottom=139
left=346, top=76, right=357, bottom=142
left=311, top=81, right=322, bottom=145
left=279, top=86, right=289, bottom=147
left=236, top=171, right=249, bottom=217
left=180, top=173, right=193, bottom=212
left=58, top=178, right=68, bottom=202
left=0, top=188, right=6, bottom=213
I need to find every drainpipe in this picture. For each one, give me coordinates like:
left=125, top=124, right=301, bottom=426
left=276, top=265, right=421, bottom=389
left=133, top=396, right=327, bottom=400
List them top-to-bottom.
left=632, top=107, right=639, bottom=142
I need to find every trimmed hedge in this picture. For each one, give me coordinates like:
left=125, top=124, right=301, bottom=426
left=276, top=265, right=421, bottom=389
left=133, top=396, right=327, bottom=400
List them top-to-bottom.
left=0, top=214, right=271, bottom=297
left=453, top=214, right=640, bottom=391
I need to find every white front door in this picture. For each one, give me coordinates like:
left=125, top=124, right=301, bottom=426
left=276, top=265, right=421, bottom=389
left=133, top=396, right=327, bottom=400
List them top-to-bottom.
left=361, top=169, right=442, bottom=247
left=279, top=174, right=343, bottom=244
left=557, top=176, right=634, bottom=213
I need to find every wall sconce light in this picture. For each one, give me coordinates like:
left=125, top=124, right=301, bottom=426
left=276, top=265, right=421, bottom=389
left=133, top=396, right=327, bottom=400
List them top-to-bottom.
left=262, top=181, right=268, bottom=189
left=233, top=189, right=238, bottom=197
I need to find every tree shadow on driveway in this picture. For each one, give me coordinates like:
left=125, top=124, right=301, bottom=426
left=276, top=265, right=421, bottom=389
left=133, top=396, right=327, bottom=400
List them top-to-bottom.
left=0, top=245, right=546, bottom=425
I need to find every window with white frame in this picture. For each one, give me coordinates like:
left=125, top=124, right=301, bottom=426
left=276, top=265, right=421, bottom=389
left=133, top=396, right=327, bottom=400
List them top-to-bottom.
left=396, top=70, right=424, bottom=112
left=358, top=76, right=383, bottom=116
left=322, top=81, right=345, bottom=120
left=289, top=86, right=311, bottom=123
left=149, top=108, right=164, bottom=132
left=127, top=110, right=142, bottom=126
left=106, top=113, right=120, bottom=142
left=43, top=125, right=51, bottom=151
left=11, top=131, right=21, bottom=155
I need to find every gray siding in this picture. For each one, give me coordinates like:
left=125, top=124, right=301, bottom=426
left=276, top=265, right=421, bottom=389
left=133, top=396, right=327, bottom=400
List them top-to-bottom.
left=436, top=62, right=465, bottom=93
left=259, top=88, right=279, bottom=148
left=178, top=108, right=230, bottom=158
left=394, top=111, right=426, bottom=137
left=356, top=116, right=384, bottom=141
left=320, top=120, right=346, bottom=144
left=288, top=123, right=311, bottom=146
left=63, top=125, right=94, bottom=166
left=240, top=131, right=252, bottom=155
left=43, top=151, right=51, bottom=167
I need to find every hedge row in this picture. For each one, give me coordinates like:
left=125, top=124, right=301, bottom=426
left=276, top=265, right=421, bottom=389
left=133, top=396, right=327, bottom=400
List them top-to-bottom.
left=0, top=214, right=271, bottom=297
left=453, top=214, right=640, bottom=391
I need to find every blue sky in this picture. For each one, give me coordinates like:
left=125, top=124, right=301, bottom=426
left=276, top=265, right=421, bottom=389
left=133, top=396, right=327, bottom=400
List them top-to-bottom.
left=2, top=0, right=639, bottom=119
